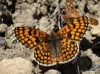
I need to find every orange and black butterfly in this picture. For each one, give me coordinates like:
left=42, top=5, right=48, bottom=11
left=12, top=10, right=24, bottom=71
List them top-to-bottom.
left=14, top=16, right=98, bottom=66
left=14, top=26, right=79, bottom=66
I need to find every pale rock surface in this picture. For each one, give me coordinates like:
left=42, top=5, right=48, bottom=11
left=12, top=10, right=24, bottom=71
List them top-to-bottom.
left=0, top=0, right=100, bottom=74
left=0, top=24, right=8, bottom=32
left=0, top=57, right=34, bottom=74
left=44, top=69, right=62, bottom=74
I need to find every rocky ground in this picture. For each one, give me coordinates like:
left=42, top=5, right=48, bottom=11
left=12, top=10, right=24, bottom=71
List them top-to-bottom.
left=0, top=0, right=100, bottom=74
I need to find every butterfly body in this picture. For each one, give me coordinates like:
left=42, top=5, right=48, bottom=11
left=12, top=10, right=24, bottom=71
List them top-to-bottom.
left=48, top=32, right=60, bottom=60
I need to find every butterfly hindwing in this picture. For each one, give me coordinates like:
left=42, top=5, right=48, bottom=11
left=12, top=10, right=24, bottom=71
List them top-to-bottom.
left=58, top=38, right=79, bottom=64
left=34, top=42, right=57, bottom=66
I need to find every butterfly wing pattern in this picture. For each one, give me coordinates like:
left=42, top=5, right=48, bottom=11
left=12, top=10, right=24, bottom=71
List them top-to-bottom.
left=62, top=0, right=79, bottom=20
left=14, top=16, right=98, bottom=66
left=56, top=16, right=89, bottom=41
left=14, top=17, right=98, bottom=67
left=89, top=17, right=98, bottom=26
left=14, top=26, right=79, bottom=66
left=14, top=27, right=49, bottom=49
left=33, top=37, right=79, bottom=66
left=57, top=38, right=79, bottom=64
left=33, top=42, right=57, bottom=66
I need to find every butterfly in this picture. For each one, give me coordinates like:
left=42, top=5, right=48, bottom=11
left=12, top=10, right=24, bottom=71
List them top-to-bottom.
left=61, top=0, right=98, bottom=26
left=14, top=15, right=98, bottom=66
left=14, top=27, right=79, bottom=66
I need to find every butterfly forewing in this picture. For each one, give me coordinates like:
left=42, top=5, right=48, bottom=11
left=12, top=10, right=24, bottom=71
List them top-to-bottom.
left=56, top=16, right=89, bottom=41
left=14, top=27, right=49, bottom=49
